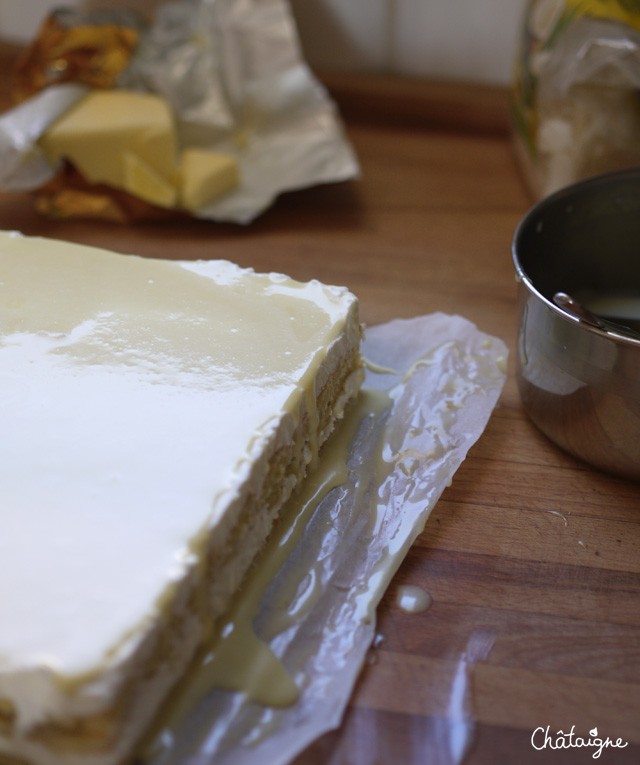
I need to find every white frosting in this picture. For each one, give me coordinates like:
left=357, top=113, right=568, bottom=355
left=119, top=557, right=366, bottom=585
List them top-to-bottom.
left=0, top=231, right=358, bottom=756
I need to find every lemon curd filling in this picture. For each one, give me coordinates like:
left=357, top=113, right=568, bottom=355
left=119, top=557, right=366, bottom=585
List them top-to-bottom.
left=0, top=231, right=362, bottom=765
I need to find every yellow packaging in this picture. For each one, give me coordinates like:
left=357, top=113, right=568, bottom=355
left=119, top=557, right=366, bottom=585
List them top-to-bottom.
left=565, top=0, right=640, bottom=30
left=11, top=10, right=140, bottom=104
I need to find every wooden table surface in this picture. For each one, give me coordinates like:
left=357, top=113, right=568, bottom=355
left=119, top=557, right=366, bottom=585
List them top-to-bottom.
left=1, top=45, right=640, bottom=764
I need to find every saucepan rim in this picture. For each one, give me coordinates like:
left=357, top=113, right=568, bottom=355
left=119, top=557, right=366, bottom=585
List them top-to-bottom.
left=512, top=168, right=640, bottom=350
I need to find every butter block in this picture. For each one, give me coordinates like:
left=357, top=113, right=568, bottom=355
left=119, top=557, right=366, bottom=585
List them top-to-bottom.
left=39, top=90, right=178, bottom=202
left=178, top=147, right=239, bottom=212
left=123, top=151, right=177, bottom=208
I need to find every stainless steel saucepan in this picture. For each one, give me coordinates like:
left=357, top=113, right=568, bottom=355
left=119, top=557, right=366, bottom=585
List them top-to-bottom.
left=513, top=168, right=640, bottom=481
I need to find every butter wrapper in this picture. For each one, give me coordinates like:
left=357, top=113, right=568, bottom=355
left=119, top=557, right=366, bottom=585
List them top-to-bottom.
left=0, top=0, right=359, bottom=223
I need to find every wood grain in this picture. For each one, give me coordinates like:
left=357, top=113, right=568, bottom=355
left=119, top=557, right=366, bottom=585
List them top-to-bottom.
left=1, top=41, right=639, bottom=764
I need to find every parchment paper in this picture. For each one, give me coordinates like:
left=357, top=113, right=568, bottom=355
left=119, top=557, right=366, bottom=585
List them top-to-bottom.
left=143, top=313, right=507, bottom=765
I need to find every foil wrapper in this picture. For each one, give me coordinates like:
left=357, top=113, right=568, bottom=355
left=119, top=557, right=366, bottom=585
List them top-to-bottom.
left=0, top=0, right=359, bottom=223
left=142, top=313, right=508, bottom=765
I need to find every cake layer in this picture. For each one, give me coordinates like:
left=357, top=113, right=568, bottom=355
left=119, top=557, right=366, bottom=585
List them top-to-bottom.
left=0, top=232, right=363, bottom=765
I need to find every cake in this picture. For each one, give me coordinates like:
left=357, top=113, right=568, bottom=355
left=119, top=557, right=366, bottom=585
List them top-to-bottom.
left=0, top=231, right=363, bottom=765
